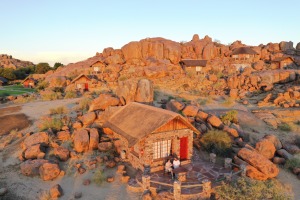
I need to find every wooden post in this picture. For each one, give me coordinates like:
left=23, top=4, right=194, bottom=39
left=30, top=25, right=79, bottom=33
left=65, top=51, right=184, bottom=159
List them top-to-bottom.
left=210, top=153, right=216, bottom=164
left=224, top=158, right=232, bottom=169
left=240, top=164, right=246, bottom=177
left=142, top=175, right=150, bottom=191
left=202, top=179, right=211, bottom=198
left=173, top=180, right=181, bottom=200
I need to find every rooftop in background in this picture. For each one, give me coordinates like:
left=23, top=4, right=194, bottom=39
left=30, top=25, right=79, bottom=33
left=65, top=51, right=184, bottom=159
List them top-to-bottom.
left=231, top=47, right=258, bottom=55
left=179, top=59, right=208, bottom=67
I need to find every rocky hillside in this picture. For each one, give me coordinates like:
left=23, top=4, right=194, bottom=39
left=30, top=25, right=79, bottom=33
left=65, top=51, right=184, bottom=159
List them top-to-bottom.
left=46, top=34, right=300, bottom=81
left=0, top=54, right=34, bottom=69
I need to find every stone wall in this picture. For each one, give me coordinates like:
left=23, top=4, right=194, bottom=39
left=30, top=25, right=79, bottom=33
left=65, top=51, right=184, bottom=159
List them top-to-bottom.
left=110, top=128, right=193, bottom=172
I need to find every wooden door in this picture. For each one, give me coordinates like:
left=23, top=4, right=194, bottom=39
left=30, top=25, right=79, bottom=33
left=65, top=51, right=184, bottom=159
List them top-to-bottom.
left=85, top=83, right=89, bottom=91
left=180, top=137, right=188, bottom=160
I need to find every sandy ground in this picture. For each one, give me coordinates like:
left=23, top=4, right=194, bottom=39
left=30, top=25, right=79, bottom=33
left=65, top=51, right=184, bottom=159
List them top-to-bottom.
left=0, top=96, right=299, bottom=199
left=0, top=99, right=141, bottom=200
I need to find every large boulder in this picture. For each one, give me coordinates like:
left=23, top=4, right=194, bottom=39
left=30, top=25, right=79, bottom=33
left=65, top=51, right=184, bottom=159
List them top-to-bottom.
left=121, top=41, right=142, bottom=60
left=134, top=79, right=154, bottom=104
left=89, top=94, right=120, bottom=112
left=166, top=100, right=185, bottom=112
left=182, top=105, right=199, bottom=117
left=81, top=112, right=97, bottom=126
left=207, top=115, right=223, bottom=128
left=89, top=128, right=99, bottom=150
left=73, top=129, right=89, bottom=153
left=56, top=131, right=71, bottom=141
left=22, top=132, right=49, bottom=150
left=263, top=134, right=282, bottom=150
left=255, top=139, right=276, bottom=159
left=24, top=144, right=46, bottom=159
left=54, top=146, right=70, bottom=161
left=238, top=148, right=279, bottom=180
left=20, top=159, right=49, bottom=176
left=39, top=163, right=61, bottom=181
left=246, top=165, right=269, bottom=181
left=50, top=184, right=63, bottom=199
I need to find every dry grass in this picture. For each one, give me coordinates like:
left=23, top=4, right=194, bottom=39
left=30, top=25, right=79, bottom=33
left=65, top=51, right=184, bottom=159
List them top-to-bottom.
left=64, top=91, right=77, bottom=99
left=221, top=96, right=235, bottom=107
left=49, top=106, right=68, bottom=115
left=37, top=116, right=63, bottom=132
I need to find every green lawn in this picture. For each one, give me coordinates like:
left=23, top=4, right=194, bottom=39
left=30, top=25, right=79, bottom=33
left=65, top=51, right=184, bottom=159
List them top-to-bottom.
left=0, top=85, right=36, bottom=97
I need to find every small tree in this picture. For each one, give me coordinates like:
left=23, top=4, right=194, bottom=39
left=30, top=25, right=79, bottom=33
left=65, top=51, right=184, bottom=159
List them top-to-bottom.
left=53, top=62, right=63, bottom=70
left=35, top=63, right=51, bottom=74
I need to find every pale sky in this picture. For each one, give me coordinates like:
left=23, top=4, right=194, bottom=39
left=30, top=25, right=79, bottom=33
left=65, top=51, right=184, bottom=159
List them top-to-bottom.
left=0, top=0, right=299, bottom=66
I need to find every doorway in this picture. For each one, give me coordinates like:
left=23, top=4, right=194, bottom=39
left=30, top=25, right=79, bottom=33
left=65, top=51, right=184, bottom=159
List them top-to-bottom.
left=180, top=137, right=188, bottom=160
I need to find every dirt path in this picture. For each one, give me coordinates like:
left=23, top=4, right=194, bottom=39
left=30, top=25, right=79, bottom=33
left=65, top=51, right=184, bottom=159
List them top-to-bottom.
left=277, top=169, right=300, bottom=199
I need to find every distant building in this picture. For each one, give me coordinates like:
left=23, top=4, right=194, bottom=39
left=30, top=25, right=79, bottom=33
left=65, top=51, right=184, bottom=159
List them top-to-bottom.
left=231, top=46, right=258, bottom=61
left=231, top=47, right=258, bottom=72
left=271, top=56, right=297, bottom=69
left=179, top=59, right=207, bottom=74
left=90, top=61, right=106, bottom=74
left=70, top=74, right=92, bottom=91
left=0, top=76, right=8, bottom=86
left=22, top=77, right=37, bottom=88
left=103, top=102, right=199, bottom=172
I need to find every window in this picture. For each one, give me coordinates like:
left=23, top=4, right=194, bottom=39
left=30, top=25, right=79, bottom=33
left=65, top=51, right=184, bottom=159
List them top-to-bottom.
left=152, top=139, right=171, bottom=159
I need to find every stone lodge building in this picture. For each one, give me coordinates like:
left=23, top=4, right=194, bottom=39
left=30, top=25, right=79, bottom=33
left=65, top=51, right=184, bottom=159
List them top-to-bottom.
left=103, top=102, right=199, bottom=172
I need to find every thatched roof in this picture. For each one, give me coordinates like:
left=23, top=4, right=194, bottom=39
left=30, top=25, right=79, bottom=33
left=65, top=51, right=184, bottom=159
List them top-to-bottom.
left=231, top=47, right=258, bottom=55
left=271, top=56, right=294, bottom=62
left=179, top=59, right=207, bottom=67
left=90, top=60, right=105, bottom=67
left=71, top=74, right=91, bottom=83
left=21, top=77, right=36, bottom=83
left=103, top=102, right=199, bottom=147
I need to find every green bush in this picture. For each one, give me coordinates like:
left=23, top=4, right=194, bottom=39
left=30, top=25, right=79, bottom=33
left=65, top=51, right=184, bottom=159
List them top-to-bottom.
left=64, top=91, right=77, bottom=99
left=221, top=110, right=238, bottom=124
left=38, top=116, right=63, bottom=132
left=278, top=123, right=291, bottom=132
left=200, top=130, right=232, bottom=156
left=284, top=157, right=300, bottom=170
left=92, top=169, right=106, bottom=185
left=215, top=177, right=292, bottom=200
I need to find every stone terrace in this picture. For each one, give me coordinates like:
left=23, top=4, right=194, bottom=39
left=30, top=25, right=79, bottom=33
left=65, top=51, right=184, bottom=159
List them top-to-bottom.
left=135, top=159, right=235, bottom=195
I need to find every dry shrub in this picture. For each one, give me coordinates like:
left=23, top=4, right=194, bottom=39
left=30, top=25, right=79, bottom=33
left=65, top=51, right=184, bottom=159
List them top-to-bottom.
left=41, top=90, right=62, bottom=101
left=64, top=91, right=77, bottom=99
left=14, top=95, right=35, bottom=104
left=76, top=97, right=92, bottom=112
left=49, top=106, right=67, bottom=115
left=221, top=110, right=238, bottom=124
left=38, top=116, right=63, bottom=132
left=200, top=130, right=232, bottom=156
left=92, top=169, right=106, bottom=185
left=215, top=177, right=293, bottom=200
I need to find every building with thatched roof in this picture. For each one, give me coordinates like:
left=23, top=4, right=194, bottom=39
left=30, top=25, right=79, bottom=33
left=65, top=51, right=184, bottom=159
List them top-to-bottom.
left=231, top=46, right=258, bottom=61
left=271, top=56, right=297, bottom=69
left=179, top=59, right=207, bottom=74
left=90, top=60, right=106, bottom=74
left=70, top=74, right=93, bottom=91
left=22, top=77, right=37, bottom=88
left=103, top=102, right=199, bottom=172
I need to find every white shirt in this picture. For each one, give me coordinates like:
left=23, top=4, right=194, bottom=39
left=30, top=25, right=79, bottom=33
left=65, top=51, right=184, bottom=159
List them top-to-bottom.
left=173, top=160, right=180, bottom=168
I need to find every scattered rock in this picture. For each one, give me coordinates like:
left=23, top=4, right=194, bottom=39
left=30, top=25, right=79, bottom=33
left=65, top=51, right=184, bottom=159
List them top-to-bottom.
left=89, top=94, right=120, bottom=112
left=166, top=99, right=185, bottom=112
left=182, top=105, right=199, bottom=117
left=81, top=112, right=97, bottom=126
left=207, top=115, right=223, bottom=128
left=73, top=121, right=83, bottom=130
left=223, top=126, right=239, bottom=137
left=89, top=128, right=99, bottom=150
left=73, top=129, right=89, bottom=153
left=56, top=131, right=71, bottom=141
left=22, top=132, right=49, bottom=150
left=255, top=139, right=276, bottom=159
left=98, top=142, right=113, bottom=152
left=24, top=144, right=45, bottom=159
left=54, top=146, right=70, bottom=161
left=276, top=149, right=293, bottom=160
left=272, top=157, right=286, bottom=165
left=20, top=159, right=49, bottom=176
left=106, top=160, right=116, bottom=168
left=39, top=163, right=61, bottom=181
left=78, top=167, right=86, bottom=174
left=121, top=175, right=130, bottom=183
left=107, top=176, right=114, bottom=183
left=49, top=184, right=63, bottom=198
left=74, top=192, right=82, bottom=199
